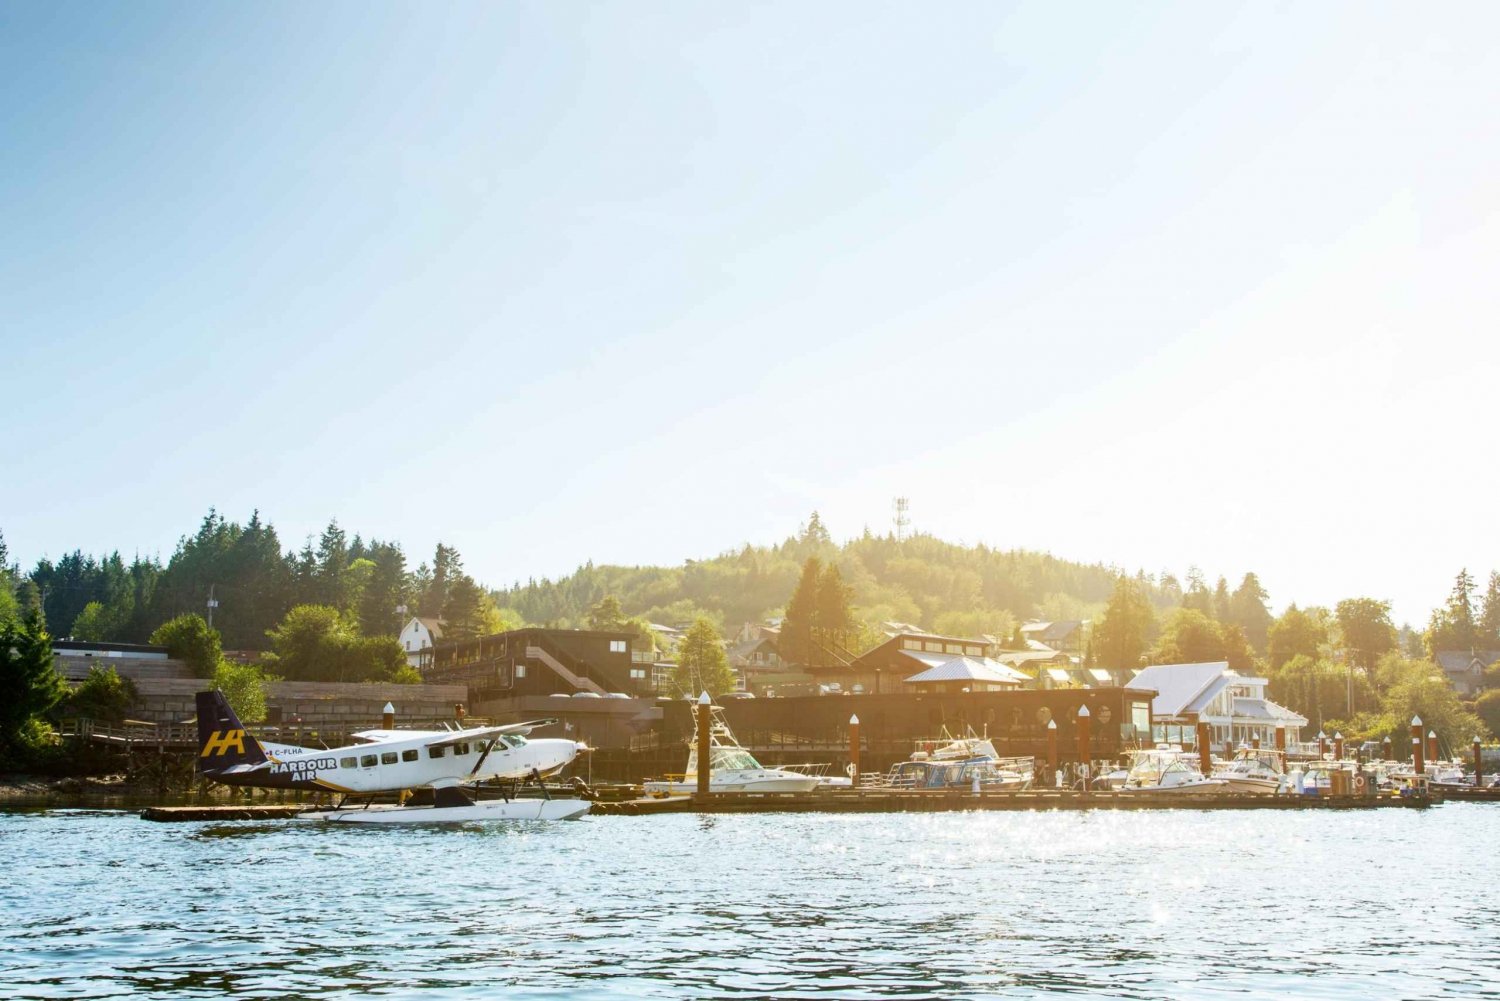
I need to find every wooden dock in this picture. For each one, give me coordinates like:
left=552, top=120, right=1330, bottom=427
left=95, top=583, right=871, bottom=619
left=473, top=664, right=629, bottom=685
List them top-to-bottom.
left=591, top=788, right=1439, bottom=816
left=141, top=805, right=306, bottom=822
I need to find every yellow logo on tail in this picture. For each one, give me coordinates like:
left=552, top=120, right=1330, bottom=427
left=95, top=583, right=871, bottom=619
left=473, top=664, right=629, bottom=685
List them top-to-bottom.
left=201, top=729, right=247, bottom=757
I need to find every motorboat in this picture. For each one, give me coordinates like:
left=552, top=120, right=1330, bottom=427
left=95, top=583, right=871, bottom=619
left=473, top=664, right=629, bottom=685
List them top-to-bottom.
left=643, top=705, right=821, bottom=795
left=869, top=727, right=1033, bottom=790
left=1118, top=747, right=1227, bottom=795
left=1212, top=747, right=1288, bottom=795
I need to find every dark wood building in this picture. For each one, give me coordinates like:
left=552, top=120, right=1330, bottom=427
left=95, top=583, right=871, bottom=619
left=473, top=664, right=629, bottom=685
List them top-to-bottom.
left=423, top=627, right=644, bottom=700
left=654, top=687, right=1156, bottom=775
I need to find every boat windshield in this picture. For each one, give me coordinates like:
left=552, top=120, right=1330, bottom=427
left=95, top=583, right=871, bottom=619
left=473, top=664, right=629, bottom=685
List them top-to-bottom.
left=711, top=747, right=762, bottom=771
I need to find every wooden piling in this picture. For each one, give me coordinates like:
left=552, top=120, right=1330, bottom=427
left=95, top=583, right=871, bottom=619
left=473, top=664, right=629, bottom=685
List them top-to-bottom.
left=696, top=692, right=712, bottom=799
left=1077, top=706, right=1092, bottom=792
left=848, top=714, right=860, bottom=788
left=1411, top=716, right=1424, bottom=774
left=1047, top=719, right=1058, bottom=787
left=1196, top=721, right=1211, bottom=778
left=1275, top=727, right=1286, bottom=752
left=1317, top=730, right=1327, bottom=759
left=1427, top=730, right=1438, bottom=767
left=1333, top=732, right=1344, bottom=760
left=1251, top=733, right=1261, bottom=750
left=1382, top=735, right=1392, bottom=761
left=1475, top=736, right=1484, bottom=788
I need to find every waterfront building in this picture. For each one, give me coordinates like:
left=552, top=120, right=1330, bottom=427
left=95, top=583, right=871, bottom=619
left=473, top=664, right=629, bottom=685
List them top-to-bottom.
left=400, top=616, right=445, bottom=668
left=423, top=627, right=643, bottom=699
left=1129, top=661, right=1306, bottom=751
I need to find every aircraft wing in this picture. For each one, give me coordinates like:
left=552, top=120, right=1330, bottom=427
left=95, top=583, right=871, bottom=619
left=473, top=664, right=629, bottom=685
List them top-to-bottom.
left=421, top=719, right=561, bottom=749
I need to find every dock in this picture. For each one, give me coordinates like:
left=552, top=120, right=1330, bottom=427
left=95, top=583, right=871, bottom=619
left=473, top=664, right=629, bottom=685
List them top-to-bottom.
left=589, top=788, right=1438, bottom=816
left=141, top=805, right=306, bottom=822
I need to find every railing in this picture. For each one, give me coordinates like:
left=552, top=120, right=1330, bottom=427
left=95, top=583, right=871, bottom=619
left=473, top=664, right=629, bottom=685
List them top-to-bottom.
left=525, top=645, right=608, bottom=695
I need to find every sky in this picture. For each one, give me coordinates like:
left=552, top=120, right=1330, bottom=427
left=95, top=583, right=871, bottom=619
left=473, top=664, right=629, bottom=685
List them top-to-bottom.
left=2, top=2, right=1497, bottom=627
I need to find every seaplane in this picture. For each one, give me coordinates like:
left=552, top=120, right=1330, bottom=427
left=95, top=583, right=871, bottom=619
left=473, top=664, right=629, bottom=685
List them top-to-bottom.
left=194, top=690, right=591, bottom=822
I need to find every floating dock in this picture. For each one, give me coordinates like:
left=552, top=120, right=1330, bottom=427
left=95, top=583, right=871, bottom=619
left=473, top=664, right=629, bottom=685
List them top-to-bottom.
left=590, top=788, right=1437, bottom=816
left=141, top=805, right=306, bottom=822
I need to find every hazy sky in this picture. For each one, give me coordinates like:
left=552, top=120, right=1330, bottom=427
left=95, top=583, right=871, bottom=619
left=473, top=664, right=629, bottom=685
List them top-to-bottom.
left=3, top=2, right=1496, bottom=626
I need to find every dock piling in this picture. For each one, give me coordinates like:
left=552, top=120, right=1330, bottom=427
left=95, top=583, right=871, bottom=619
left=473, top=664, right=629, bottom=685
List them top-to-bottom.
left=696, top=692, right=712, bottom=800
left=1077, top=706, right=1091, bottom=792
left=848, top=714, right=860, bottom=789
left=1411, top=716, right=1424, bottom=775
left=1047, top=719, right=1058, bottom=787
left=1197, top=721, right=1211, bottom=778
left=1475, top=736, right=1484, bottom=788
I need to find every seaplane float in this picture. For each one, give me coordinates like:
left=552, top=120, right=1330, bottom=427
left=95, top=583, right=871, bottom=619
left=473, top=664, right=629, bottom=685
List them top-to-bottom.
left=194, top=690, right=591, bottom=822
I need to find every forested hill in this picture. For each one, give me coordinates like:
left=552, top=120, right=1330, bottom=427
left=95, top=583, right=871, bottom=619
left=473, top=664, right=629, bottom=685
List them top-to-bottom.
left=3, top=510, right=1202, bottom=650
left=498, top=515, right=1186, bottom=639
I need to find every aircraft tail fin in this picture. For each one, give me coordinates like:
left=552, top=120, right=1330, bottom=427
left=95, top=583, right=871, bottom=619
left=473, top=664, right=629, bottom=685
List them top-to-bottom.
left=195, top=690, right=268, bottom=773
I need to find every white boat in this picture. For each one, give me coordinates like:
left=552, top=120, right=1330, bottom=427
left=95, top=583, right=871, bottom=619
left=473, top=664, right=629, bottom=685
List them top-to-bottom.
left=643, top=705, right=821, bottom=795
left=865, top=727, right=1033, bottom=791
left=1118, top=747, right=1227, bottom=795
left=1213, top=747, right=1288, bottom=795
left=302, top=797, right=590, bottom=823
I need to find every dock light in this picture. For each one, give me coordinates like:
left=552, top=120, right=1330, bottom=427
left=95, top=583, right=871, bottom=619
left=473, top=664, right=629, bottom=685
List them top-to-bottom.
left=382, top=702, right=395, bottom=730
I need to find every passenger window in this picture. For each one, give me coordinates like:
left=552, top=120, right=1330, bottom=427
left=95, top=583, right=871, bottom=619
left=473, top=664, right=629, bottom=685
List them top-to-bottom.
left=455, top=742, right=470, bottom=755
left=428, top=746, right=446, bottom=758
left=401, top=749, right=418, bottom=762
left=381, top=752, right=398, bottom=765
left=360, top=755, right=378, bottom=768
left=340, top=757, right=357, bottom=769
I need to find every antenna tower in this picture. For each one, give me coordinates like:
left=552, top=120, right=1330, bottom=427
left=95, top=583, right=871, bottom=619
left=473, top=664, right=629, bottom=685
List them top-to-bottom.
left=893, top=497, right=910, bottom=542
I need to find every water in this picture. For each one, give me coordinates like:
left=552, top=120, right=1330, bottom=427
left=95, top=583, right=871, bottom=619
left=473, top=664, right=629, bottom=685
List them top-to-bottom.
left=2, top=804, right=1498, bottom=1000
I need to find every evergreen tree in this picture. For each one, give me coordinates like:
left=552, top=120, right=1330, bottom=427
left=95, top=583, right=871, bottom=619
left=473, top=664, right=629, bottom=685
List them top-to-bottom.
left=356, top=541, right=409, bottom=637
left=421, top=543, right=462, bottom=618
left=779, top=557, right=823, bottom=666
left=815, top=563, right=856, bottom=653
left=1182, top=567, right=1213, bottom=615
left=1427, top=569, right=1479, bottom=654
left=1478, top=572, right=1500, bottom=649
left=1228, top=573, right=1273, bottom=652
left=441, top=574, right=488, bottom=640
left=1093, top=576, right=1154, bottom=671
left=1212, top=577, right=1232, bottom=623
left=588, top=595, right=629, bottom=631
left=0, top=608, right=68, bottom=754
left=671, top=616, right=736, bottom=696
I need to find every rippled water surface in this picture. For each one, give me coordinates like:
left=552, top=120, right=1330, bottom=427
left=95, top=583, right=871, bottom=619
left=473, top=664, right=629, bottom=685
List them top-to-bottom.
left=2, top=804, right=1499, bottom=999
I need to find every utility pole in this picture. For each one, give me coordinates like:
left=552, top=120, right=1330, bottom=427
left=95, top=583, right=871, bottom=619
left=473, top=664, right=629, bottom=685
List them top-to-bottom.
left=206, top=584, right=218, bottom=629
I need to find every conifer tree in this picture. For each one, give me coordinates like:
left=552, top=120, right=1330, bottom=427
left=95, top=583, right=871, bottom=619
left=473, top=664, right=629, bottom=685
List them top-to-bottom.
left=779, top=557, right=823, bottom=666
left=0, top=607, right=67, bottom=753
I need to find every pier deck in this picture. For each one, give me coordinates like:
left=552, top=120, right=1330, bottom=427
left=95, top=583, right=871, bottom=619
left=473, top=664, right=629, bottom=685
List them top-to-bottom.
left=591, top=789, right=1437, bottom=816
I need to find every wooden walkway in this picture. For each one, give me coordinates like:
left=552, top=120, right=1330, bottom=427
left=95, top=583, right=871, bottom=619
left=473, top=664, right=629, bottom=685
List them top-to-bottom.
left=592, top=788, right=1439, bottom=816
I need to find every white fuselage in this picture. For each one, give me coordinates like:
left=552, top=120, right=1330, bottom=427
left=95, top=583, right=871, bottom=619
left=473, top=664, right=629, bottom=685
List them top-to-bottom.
left=235, top=729, right=584, bottom=795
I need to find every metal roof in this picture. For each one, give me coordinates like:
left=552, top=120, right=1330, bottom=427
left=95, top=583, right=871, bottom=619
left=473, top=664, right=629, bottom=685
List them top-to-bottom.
left=904, top=655, right=1029, bottom=685
left=1129, top=661, right=1230, bottom=718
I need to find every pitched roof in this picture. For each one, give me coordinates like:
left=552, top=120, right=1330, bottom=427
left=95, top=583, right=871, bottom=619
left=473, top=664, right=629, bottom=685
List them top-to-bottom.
left=413, top=617, right=445, bottom=638
left=1435, top=651, right=1500, bottom=673
left=903, top=655, right=1030, bottom=685
left=1129, top=662, right=1231, bottom=718
left=1231, top=697, right=1307, bottom=727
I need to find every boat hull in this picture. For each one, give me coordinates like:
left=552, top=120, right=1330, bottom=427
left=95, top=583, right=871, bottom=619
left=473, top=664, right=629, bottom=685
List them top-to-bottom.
left=643, top=775, right=820, bottom=795
left=1217, top=775, right=1283, bottom=795
left=1119, top=778, right=1229, bottom=796
left=302, top=798, right=591, bottom=823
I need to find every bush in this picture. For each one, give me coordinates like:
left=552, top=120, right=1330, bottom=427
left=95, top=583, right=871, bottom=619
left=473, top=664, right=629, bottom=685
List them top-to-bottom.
left=149, top=614, right=222, bottom=677
left=212, top=660, right=273, bottom=725
left=68, top=665, right=138, bottom=723
left=391, top=665, right=423, bottom=685
left=1476, top=690, right=1500, bottom=740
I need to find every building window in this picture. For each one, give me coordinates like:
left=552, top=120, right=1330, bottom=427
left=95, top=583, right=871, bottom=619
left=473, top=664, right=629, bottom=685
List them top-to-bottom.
left=903, top=639, right=921, bottom=651
left=609, top=640, right=627, bottom=653
left=924, top=642, right=943, bottom=652
left=945, top=644, right=963, bottom=654
left=965, top=646, right=983, bottom=656
left=515, top=664, right=527, bottom=679
left=630, top=668, right=646, bottom=679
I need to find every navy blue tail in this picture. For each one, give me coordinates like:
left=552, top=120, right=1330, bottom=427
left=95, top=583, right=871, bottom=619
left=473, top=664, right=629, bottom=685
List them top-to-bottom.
left=195, top=690, right=268, bottom=773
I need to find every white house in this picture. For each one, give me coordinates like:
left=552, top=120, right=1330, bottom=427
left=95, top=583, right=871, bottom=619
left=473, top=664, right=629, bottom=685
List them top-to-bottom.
left=400, top=616, right=445, bottom=669
left=1130, top=661, right=1307, bottom=751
